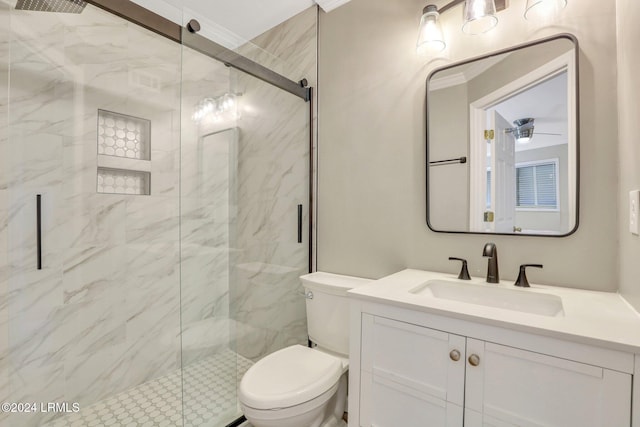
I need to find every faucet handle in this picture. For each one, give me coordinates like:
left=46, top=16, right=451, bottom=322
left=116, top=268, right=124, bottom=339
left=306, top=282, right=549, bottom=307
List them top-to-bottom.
left=449, top=257, right=471, bottom=280
left=514, top=264, right=543, bottom=288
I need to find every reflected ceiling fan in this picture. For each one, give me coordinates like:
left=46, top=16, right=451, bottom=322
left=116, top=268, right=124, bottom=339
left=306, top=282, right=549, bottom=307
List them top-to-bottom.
left=505, top=118, right=562, bottom=143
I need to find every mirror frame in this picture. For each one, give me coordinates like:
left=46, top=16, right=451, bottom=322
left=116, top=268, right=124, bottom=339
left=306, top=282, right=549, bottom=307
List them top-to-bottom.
left=426, top=33, right=580, bottom=237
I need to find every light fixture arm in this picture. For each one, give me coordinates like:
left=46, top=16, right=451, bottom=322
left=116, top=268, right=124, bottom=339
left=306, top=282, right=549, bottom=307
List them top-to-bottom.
left=438, top=0, right=466, bottom=15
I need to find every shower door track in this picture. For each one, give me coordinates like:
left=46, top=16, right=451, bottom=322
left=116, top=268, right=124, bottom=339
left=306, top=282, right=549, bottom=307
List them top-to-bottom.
left=84, top=0, right=311, bottom=102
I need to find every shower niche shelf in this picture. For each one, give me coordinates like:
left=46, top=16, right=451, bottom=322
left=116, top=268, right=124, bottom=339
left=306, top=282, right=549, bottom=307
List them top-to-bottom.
left=96, top=109, right=152, bottom=196
left=98, top=109, right=150, bottom=160
left=97, top=167, right=150, bottom=195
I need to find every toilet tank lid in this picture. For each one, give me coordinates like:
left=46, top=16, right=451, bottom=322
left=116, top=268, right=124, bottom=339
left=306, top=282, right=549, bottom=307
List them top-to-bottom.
left=300, top=272, right=372, bottom=296
left=239, top=345, right=342, bottom=410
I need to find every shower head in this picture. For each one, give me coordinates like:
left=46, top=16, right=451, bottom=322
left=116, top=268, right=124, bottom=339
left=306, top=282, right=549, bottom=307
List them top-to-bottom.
left=15, top=0, right=87, bottom=13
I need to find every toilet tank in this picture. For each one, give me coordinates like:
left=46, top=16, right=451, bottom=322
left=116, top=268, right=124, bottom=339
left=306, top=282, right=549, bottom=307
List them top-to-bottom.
left=301, top=272, right=372, bottom=356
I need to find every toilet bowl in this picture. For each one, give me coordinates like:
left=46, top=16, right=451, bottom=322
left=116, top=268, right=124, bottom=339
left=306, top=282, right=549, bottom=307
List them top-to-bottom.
left=239, top=272, right=371, bottom=427
left=239, top=345, right=348, bottom=427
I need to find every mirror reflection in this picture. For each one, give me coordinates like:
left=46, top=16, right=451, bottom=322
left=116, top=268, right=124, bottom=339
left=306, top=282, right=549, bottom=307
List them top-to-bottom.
left=427, top=35, right=578, bottom=236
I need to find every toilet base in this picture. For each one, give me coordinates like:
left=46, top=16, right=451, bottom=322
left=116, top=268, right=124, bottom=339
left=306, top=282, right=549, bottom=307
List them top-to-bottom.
left=320, top=416, right=347, bottom=427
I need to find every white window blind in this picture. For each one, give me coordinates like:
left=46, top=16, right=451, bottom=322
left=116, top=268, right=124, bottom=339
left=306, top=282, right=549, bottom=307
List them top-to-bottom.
left=516, top=160, right=558, bottom=209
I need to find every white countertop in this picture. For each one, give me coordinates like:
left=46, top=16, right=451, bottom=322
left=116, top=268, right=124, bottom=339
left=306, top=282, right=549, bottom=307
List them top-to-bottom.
left=348, top=269, right=640, bottom=353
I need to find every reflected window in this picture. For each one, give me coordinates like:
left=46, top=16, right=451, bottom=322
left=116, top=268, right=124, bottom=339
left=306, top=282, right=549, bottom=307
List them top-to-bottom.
left=516, top=160, right=558, bottom=209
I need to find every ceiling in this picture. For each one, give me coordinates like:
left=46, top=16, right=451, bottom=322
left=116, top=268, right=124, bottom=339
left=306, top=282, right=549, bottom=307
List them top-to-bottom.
left=131, top=0, right=351, bottom=44
left=494, top=72, right=568, bottom=152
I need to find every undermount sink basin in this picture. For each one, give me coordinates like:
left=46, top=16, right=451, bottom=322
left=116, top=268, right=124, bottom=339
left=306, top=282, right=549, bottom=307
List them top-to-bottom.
left=409, top=280, right=564, bottom=317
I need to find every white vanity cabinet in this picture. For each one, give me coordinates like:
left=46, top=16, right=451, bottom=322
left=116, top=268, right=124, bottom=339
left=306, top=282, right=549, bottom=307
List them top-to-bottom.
left=354, top=310, right=633, bottom=427
left=359, top=315, right=465, bottom=426
left=463, top=337, right=630, bottom=427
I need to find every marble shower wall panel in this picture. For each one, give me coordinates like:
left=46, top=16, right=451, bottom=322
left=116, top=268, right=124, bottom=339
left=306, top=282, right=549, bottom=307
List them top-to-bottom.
left=2, top=5, right=182, bottom=426
left=233, top=6, right=319, bottom=85
left=231, top=7, right=318, bottom=361
left=4, top=13, right=69, bottom=426
left=181, top=246, right=229, bottom=324
left=233, top=262, right=307, bottom=360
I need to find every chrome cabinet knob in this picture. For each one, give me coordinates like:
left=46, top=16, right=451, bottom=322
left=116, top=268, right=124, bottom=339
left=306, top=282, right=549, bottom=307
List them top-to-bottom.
left=449, top=350, right=461, bottom=361
left=468, top=354, right=480, bottom=366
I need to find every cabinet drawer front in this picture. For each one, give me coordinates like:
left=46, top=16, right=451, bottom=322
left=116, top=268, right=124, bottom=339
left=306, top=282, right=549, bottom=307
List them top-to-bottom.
left=362, top=315, right=465, bottom=406
left=465, top=340, right=631, bottom=427
left=362, top=371, right=463, bottom=427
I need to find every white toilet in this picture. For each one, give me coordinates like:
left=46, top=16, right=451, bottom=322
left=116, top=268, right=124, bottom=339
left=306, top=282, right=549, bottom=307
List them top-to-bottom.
left=239, top=272, right=371, bottom=427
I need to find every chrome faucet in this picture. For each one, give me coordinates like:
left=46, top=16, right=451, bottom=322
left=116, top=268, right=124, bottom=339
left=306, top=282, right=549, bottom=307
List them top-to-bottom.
left=482, top=243, right=499, bottom=283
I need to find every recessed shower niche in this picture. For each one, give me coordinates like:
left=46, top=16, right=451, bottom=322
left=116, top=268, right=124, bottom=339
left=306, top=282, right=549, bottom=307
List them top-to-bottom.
left=97, top=109, right=151, bottom=195
left=97, top=167, right=151, bottom=195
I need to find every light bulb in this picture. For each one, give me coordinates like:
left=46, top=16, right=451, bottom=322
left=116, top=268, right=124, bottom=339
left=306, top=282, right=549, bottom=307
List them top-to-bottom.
left=462, top=0, right=498, bottom=35
left=416, top=5, right=446, bottom=54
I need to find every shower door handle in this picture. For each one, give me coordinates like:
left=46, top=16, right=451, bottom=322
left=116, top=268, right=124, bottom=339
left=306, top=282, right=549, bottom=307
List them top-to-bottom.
left=36, top=194, right=42, bottom=270
left=297, top=204, right=303, bottom=243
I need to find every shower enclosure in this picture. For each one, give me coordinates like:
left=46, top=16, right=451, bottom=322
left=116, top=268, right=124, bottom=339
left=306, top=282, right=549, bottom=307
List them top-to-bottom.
left=0, top=1, right=317, bottom=426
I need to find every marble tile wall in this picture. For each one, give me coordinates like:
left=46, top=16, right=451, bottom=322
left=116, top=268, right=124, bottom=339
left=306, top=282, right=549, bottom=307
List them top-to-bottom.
left=0, top=3, right=182, bottom=426
left=230, top=7, right=318, bottom=361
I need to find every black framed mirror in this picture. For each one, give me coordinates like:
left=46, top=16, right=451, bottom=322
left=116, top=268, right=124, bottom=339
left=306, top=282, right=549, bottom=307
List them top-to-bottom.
left=426, top=34, right=579, bottom=236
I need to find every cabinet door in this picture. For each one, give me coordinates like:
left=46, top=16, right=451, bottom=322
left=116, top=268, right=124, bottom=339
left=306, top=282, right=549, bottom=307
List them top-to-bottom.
left=360, top=315, right=465, bottom=427
left=464, top=339, right=631, bottom=427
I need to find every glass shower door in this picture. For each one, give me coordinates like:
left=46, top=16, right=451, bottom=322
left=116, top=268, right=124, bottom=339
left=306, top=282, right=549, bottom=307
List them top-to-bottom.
left=2, top=3, right=183, bottom=426
left=180, top=28, right=313, bottom=426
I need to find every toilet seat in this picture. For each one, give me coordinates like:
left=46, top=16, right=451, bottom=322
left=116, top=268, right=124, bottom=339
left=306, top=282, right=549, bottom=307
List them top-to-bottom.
left=239, top=345, right=343, bottom=410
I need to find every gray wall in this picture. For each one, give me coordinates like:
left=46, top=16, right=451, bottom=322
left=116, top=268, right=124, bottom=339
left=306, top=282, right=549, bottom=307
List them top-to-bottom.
left=317, top=0, right=619, bottom=290
left=616, top=0, right=640, bottom=310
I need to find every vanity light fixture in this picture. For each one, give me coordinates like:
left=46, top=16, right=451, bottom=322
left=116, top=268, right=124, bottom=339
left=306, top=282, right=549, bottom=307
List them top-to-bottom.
left=417, top=0, right=567, bottom=54
left=417, top=0, right=503, bottom=54
left=462, top=0, right=498, bottom=35
left=416, top=5, right=446, bottom=54
left=192, top=93, right=239, bottom=123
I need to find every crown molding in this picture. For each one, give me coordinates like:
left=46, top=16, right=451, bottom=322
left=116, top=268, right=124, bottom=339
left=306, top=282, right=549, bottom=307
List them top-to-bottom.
left=315, top=0, right=352, bottom=12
